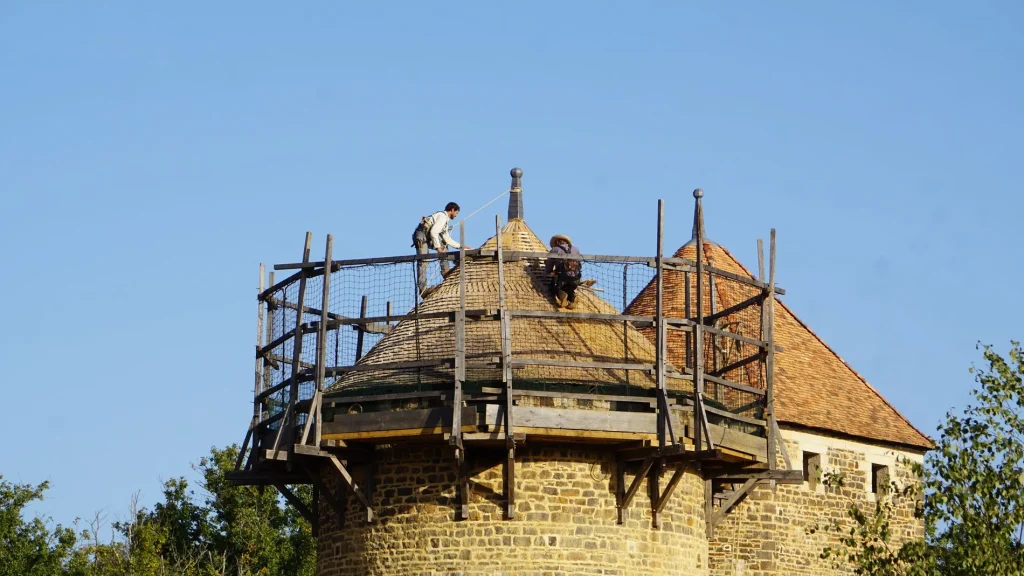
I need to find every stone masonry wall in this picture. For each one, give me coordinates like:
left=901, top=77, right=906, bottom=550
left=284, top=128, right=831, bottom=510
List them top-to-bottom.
left=708, top=429, right=925, bottom=576
left=317, top=444, right=709, bottom=576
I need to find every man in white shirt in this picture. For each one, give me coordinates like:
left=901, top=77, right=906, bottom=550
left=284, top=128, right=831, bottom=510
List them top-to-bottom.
left=412, top=202, right=471, bottom=295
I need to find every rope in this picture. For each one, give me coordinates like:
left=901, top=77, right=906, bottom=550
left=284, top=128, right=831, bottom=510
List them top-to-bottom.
left=455, top=189, right=510, bottom=226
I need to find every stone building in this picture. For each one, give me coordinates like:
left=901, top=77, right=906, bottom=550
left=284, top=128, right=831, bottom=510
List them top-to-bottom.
left=233, top=169, right=930, bottom=576
left=626, top=211, right=933, bottom=575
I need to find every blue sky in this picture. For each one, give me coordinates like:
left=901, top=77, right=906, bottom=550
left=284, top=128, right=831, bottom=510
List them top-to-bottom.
left=2, top=2, right=1022, bottom=528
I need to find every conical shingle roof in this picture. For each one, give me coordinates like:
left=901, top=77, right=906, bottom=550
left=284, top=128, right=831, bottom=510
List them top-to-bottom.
left=330, top=219, right=666, bottom=393
left=627, top=240, right=932, bottom=450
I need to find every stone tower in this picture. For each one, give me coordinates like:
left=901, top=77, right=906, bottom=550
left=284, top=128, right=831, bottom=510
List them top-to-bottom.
left=233, top=169, right=929, bottom=576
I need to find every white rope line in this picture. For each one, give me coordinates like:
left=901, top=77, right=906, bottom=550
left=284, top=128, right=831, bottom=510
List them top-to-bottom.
left=455, top=189, right=511, bottom=226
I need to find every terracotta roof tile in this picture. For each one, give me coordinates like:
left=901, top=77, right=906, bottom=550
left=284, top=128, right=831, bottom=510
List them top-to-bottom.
left=626, top=242, right=933, bottom=450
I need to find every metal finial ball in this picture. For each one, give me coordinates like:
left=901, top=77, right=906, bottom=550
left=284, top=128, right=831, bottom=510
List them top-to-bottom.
left=511, top=167, right=523, bottom=178
left=693, top=188, right=704, bottom=199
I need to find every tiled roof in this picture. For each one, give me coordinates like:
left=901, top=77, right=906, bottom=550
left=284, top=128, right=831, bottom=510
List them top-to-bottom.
left=627, top=241, right=933, bottom=451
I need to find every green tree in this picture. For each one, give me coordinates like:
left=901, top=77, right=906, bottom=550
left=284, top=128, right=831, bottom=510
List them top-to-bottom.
left=823, top=341, right=1024, bottom=575
left=2, top=445, right=315, bottom=576
left=196, top=445, right=315, bottom=576
left=0, top=477, right=78, bottom=576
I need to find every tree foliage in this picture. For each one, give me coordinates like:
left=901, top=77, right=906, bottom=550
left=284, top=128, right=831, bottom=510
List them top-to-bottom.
left=824, top=341, right=1024, bottom=575
left=0, top=445, right=315, bottom=576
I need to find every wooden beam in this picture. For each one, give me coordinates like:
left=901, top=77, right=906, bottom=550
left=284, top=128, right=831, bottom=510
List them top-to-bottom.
left=655, top=199, right=673, bottom=448
left=496, top=215, right=516, bottom=520
left=451, top=222, right=467, bottom=452
left=766, top=229, right=777, bottom=477
left=280, top=232, right=312, bottom=458
left=311, top=236, right=333, bottom=447
left=277, top=250, right=463, bottom=270
left=238, top=264, right=266, bottom=472
left=704, top=293, right=765, bottom=326
left=354, top=295, right=368, bottom=361
left=265, top=296, right=346, bottom=323
left=507, top=309, right=656, bottom=325
left=352, top=322, right=391, bottom=335
left=709, top=352, right=762, bottom=378
left=323, top=358, right=455, bottom=375
left=509, top=358, right=654, bottom=371
left=666, top=370, right=766, bottom=397
left=256, top=373, right=315, bottom=404
left=324, top=390, right=446, bottom=405
left=675, top=401, right=767, bottom=427
left=483, top=404, right=656, bottom=435
left=323, top=407, right=478, bottom=435
left=772, top=417, right=792, bottom=471
left=326, top=455, right=372, bottom=520
left=619, top=455, right=656, bottom=522
left=649, top=456, right=662, bottom=528
left=616, top=460, right=627, bottom=524
left=655, top=464, right=688, bottom=515
left=712, top=469, right=802, bottom=483
left=226, top=470, right=310, bottom=486
left=704, top=476, right=714, bottom=539
left=710, top=478, right=758, bottom=528
left=275, top=483, right=316, bottom=532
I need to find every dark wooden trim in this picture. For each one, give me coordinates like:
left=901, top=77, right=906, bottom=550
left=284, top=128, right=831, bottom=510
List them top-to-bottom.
left=655, top=199, right=674, bottom=447
left=496, top=215, right=516, bottom=520
left=451, top=223, right=467, bottom=451
left=766, top=229, right=777, bottom=474
left=281, top=232, right=312, bottom=456
left=277, top=251, right=457, bottom=269
left=503, top=251, right=655, bottom=264
left=259, top=270, right=303, bottom=301
left=703, top=293, right=766, bottom=326
left=354, top=295, right=368, bottom=361
left=266, top=296, right=347, bottom=323
left=319, top=309, right=497, bottom=330
left=509, top=309, right=656, bottom=325
left=703, top=324, right=771, bottom=350
left=258, top=330, right=298, bottom=358
left=709, top=352, right=763, bottom=378
left=324, top=358, right=455, bottom=375
left=509, top=358, right=654, bottom=371
left=666, top=370, right=766, bottom=397
left=256, top=373, right=315, bottom=403
left=515, top=389, right=658, bottom=407
left=324, top=390, right=447, bottom=405
left=675, top=401, right=767, bottom=427
left=324, top=407, right=478, bottom=435
left=771, top=417, right=792, bottom=470
left=326, top=455, right=373, bottom=520
left=619, top=455, right=655, bottom=520
left=648, top=457, right=662, bottom=528
left=654, top=464, right=688, bottom=515
left=304, top=465, right=347, bottom=530
left=711, top=469, right=802, bottom=483
left=227, top=470, right=310, bottom=486
left=704, top=477, right=714, bottom=539
left=710, top=478, right=758, bottom=529
left=274, top=484, right=315, bottom=530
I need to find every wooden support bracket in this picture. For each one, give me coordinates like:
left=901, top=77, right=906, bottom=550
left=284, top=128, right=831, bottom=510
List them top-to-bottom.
left=327, top=454, right=373, bottom=522
left=617, top=455, right=656, bottom=524
left=709, top=477, right=758, bottom=530
left=274, top=483, right=317, bottom=536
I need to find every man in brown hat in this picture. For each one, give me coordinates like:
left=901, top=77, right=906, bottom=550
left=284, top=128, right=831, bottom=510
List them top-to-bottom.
left=545, top=234, right=582, bottom=309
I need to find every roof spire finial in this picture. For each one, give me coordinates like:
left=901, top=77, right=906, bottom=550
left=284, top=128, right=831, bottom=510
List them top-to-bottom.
left=508, top=167, right=524, bottom=221
left=685, top=188, right=716, bottom=247
left=691, top=188, right=705, bottom=241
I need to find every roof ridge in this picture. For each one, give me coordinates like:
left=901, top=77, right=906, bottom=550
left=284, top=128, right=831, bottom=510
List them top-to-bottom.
left=712, top=243, right=933, bottom=448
